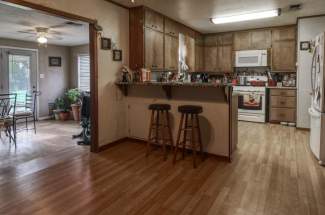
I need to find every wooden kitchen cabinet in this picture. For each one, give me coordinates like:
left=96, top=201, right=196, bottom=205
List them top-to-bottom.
left=145, top=9, right=164, bottom=33
left=164, top=18, right=180, bottom=37
left=272, top=26, right=296, bottom=41
left=145, top=28, right=164, bottom=70
left=234, top=30, right=271, bottom=50
left=250, top=30, right=271, bottom=49
left=234, top=31, right=251, bottom=50
left=217, top=33, right=233, bottom=46
left=165, top=34, right=179, bottom=71
left=184, top=35, right=195, bottom=72
left=271, top=40, right=296, bottom=72
left=195, top=45, right=204, bottom=71
left=217, top=45, right=233, bottom=73
left=204, top=46, right=217, bottom=72
left=269, top=88, right=297, bottom=123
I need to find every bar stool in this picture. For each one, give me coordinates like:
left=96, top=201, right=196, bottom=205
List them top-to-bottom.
left=146, top=104, right=174, bottom=160
left=173, top=105, right=203, bottom=168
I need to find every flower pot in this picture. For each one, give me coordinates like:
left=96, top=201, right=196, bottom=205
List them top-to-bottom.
left=71, top=104, right=81, bottom=121
left=53, top=110, right=61, bottom=120
left=59, top=112, right=70, bottom=121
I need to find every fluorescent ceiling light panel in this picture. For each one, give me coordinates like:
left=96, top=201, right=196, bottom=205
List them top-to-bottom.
left=211, top=9, right=280, bottom=24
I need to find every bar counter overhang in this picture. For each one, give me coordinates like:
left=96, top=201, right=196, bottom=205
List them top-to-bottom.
left=116, top=81, right=238, bottom=161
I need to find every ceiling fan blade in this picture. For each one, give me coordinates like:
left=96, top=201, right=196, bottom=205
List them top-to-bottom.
left=17, top=21, right=35, bottom=27
left=50, top=23, right=66, bottom=29
left=18, top=30, right=36, bottom=35
left=48, top=30, right=62, bottom=35
left=47, top=35, right=63, bottom=40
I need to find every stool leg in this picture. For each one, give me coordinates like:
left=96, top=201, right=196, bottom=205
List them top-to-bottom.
left=146, top=110, right=155, bottom=157
left=155, top=110, right=160, bottom=145
left=161, top=110, right=167, bottom=161
left=166, top=111, right=174, bottom=152
left=173, top=113, right=184, bottom=164
left=182, top=114, right=189, bottom=160
left=191, top=114, right=197, bottom=168
left=195, top=114, right=204, bottom=161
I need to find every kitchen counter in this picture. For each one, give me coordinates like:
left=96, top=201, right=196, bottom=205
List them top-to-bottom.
left=116, top=81, right=238, bottom=160
left=267, top=86, right=297, bottom=90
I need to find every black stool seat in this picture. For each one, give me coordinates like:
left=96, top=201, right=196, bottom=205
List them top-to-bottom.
left=149, top=104, right=171, bottom=111
left=178, top=105, right=202, bottom=114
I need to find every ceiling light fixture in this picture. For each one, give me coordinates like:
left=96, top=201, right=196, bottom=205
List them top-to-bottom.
left=211, top=9, right=281, bottom=24
left=37, top=36, right=48, bottom=44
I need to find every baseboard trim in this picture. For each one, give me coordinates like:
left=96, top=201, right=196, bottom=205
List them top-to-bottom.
left=38, top=116, right=53, bottom=121
left=98, top=137, right=229, bottom=161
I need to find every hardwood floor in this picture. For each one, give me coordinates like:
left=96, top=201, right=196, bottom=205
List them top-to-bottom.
left=0, top=120, right=88, bottom=185
left=0, top=122, right=325, bottom=215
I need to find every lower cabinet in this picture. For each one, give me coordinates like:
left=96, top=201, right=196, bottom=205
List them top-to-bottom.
left=269, top=88, right=297, bottom=123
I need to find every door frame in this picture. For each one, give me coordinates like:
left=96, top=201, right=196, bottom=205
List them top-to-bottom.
left=2, top=0, right=99, bottom=152
left=0, top=46, right=40, bottom=118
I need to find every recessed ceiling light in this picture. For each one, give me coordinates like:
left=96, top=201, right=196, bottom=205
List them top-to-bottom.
left=211, top=9, right=281, bottom=24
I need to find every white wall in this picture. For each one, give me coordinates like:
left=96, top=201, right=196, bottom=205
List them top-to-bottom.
left=24, top=0, right=129, bottom=146
left=297, top=16, right=325, bottom=128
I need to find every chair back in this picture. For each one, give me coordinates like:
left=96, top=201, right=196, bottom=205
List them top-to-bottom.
left=25, top=91, right=40, bottom=114
left=0, top=94, right=17, bottom=119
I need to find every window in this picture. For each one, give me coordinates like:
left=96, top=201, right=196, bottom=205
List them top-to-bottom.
left=78, top=54, right=90, bottom=92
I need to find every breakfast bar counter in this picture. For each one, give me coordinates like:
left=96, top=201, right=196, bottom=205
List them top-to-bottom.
left=116, top=81, right=238, bottom=160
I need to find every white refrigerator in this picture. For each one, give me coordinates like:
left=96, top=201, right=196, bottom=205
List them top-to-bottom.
left=309, top=32, right=325, bottom=165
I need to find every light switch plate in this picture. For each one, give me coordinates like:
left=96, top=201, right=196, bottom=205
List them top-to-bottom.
left=40, top=73, right=45, bottom=79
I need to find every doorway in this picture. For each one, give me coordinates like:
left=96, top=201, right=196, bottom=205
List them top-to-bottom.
left=0, top=48, right=38, bottom=114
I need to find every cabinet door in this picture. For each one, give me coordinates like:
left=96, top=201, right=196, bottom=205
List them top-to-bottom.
left=145, top=9, right=164, bottom=32
left=165, top=18, right=179, bottom=37
left=272, top=26, right=296, bottom=41
left=145, top=28, right=164, bottom=70
left=251, top=30, right=271, bottom=49
left=234, top=31, right=251, bottom=50
left=217, top=33, right=233, bottom=46
left=165, top=34, right=179, bottom=71
left=184, top=36, right=195, bottom=72
left=272, top=40, right=296, bottom=72
left=195, top=45, right=204, bottom=71
left=217, top=45, right=233, bottom=73
left=204, top=46, right=217, bottom=72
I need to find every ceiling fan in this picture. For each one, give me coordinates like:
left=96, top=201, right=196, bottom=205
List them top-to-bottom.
left=17, top=21, right=84, bottom=44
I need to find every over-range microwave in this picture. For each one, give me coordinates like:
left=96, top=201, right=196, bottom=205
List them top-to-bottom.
left=235, top=50, right=268, bottom=67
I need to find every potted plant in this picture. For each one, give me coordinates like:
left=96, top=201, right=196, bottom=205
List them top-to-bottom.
left=66, top=89, right=81, bottom=121
left=55, top=97, right=70, bottom=121
left=54, top=98, right=64, bottom=120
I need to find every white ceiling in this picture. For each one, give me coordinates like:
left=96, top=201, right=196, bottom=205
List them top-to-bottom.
left=111, top=0, right=325, bottom=33
left=0, top=2, right=89, bottom=46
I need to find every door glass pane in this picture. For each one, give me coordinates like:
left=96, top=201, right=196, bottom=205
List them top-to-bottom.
left=8, top=54, right=31, bottom=106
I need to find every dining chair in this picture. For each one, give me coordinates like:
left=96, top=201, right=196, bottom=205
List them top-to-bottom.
left=14, top=91, right=39, bottom=134
left=0, top=94, right=17, bottom=146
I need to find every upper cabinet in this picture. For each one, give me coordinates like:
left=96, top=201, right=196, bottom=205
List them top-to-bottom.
left=145, top=9, right=164, bottom=33
left=164, top=18, right=180, bottom=37
left=271, top=26, right=296, bottom=72
left=145, top=28, right=164, bottom=70
left=234, top=30, right=271, bottom=50
left=250, top=30, right=272, bottom=49
left=234, top=31, right=251, bottom=50
left=165, top=34, right=179, bottom=71
left=184, top=35, right=195, bottom=72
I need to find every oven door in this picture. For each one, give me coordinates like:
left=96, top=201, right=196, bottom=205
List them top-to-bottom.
left=237, top=91, right=265, bottom=115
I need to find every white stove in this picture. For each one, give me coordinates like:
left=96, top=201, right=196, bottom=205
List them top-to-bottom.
left=233, top=86, right=266, bottom=123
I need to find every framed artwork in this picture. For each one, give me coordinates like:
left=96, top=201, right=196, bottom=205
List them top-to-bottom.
left=101, top=37, right=111, bottom=50
left=300, top=41, right=310, bottom=51
left=113, top=49, right=122, bottom=61
left=49, top=57, right=62, bottom=67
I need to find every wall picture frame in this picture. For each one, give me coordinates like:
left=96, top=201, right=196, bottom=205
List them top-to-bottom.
left=101, top=37, right=111, bottom=50
left=300, top=41, right=310, bottom=51
left=113, top=49, right=122, bottom=61
left=49, top=57, right=62, bottom=67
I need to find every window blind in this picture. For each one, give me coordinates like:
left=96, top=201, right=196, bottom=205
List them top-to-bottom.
left=78, top=55, right=90, bottom=92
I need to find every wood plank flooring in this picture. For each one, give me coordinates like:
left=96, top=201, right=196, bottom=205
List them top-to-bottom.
left=1, top=122, right=325, bottom=215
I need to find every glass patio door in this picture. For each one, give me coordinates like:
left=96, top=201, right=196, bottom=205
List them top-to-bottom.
left=0, top=48, right=37, bottom=106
